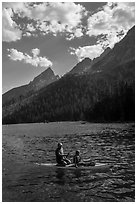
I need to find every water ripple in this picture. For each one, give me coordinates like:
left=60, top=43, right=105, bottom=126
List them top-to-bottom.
left=3, top=122, right=135, bottom=202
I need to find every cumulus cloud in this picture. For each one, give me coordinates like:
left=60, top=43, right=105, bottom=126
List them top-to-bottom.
left=2, top=2, right=86, bottom=41
left=2, top=2, right=135, bottom=45
left=2, top=2, right=31, bottom=17
left=2, top=2, right=32, bottom=42
left=33, top=2, right=86, bottom=38
left=70, top=2, right=135, bottom=62
left=87, top=2, right=135, bottom=48
left=32, top=3, right=85, bottom=28
left=2, top=8, right=22, bottom=42
left=27, top=24, right=36, bottom=32
left=66, top=28, right=84, bottom=40
left=74, top=28, right=84, bottom=38
left=23, top=32, right=31, bottom=37
left=70, top=44, right=104, bottom=61
left=7, top=48, right=25, bottom=61
left=8, top=48, right=53, bottom=68
left=31, top=48, right=40, bottom=57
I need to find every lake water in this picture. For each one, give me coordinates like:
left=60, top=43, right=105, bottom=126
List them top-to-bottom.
left=2, top=122, right=135, bottom=202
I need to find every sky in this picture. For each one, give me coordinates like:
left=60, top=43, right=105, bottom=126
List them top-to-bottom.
left=2, top=1, right=135, bottom=93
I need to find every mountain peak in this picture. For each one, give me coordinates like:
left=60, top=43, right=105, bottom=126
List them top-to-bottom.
left=127, top=25, right=135, bottom=34
left=3, top=26, right=135, bottom=124
left=88, top=26, right=135, bottom=73
left=92, top=47, right=111, bottom=64
left=68, top=57, right=92, bottom=75
left=82, top=57, right=92, bottom=62
left=30, top=67, right=59, bottom=90
left=35, top=67, right=54, bottom=79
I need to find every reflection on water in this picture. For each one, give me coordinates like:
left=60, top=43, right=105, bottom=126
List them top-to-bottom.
left=2, top=122, right=135, bottom=202
left=55, top=169, right=66, bottom=185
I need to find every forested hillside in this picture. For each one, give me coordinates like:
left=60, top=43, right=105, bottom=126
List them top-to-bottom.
left=2, top=26, right=135, bottom=124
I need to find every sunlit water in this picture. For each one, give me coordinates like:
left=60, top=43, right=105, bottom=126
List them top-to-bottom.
left=3, top=122, right=135, bottom=202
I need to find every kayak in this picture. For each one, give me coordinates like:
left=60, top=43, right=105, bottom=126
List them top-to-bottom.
left=35, top=162, right=112, bottom=171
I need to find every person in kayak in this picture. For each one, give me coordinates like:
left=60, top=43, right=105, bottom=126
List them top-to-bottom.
left=55, top=143, right=71, bottom=166
left=73, top=150, right=81, bottom=167
left=73, top=150, right=95, bottom=167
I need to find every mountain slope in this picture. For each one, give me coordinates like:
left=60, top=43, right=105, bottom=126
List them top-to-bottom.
left=2, top=26, right=135, bottom=124
left=88, top=26, right=135, bottom=73
left=68, top=47, right=111, bottom=75
left=68, top=57, right=92, bottom=74
left=3, top=65, right=134, bottom=124
left=2, top=67, right=59, bottom=106
left=30, top=67, right=59, bottom=90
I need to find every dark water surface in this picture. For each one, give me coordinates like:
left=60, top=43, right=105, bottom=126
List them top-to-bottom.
left=3, top=122, right=135, bottom=202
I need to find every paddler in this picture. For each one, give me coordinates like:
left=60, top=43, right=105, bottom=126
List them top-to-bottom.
left=55, top=142, right=71, bottom=166
left=73, top=150, right=81, bottom=167
left=73, top=150, right=95, bottom=167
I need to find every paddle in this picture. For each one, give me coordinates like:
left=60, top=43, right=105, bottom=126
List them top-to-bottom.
left=62, top=152, right=70, bottom=158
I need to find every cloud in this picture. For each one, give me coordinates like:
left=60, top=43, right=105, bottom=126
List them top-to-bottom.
left=2, top=2, right=86, bottom=41
left=2, top=2, right=31, bottom=17
left=2, top=2, right=32, bottom=42
left=3, top=2, right=135, bottom=44
left=31, top=2, right=86, bottom=28
left=33, top=2, right=86, bottom=39
left=70, top=2, right=135, bottom=62
left=87, top=2, right=135, bottom=48
left=2, top=8, right=22, bottom=42
left=27, top=24, right=36, bottom=32
left=66, top=28, right=84, bottom=40
left=74, top=28, right=84, bottom=38
left=23, top=32, right=31, bottom=37
left=70, top=44, right=104, bottom=61
left=7, top=48, right=25, bottom=61
left=8, top=48, right=53, bottom=68
left=31, top=48, right=40, bottom=57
